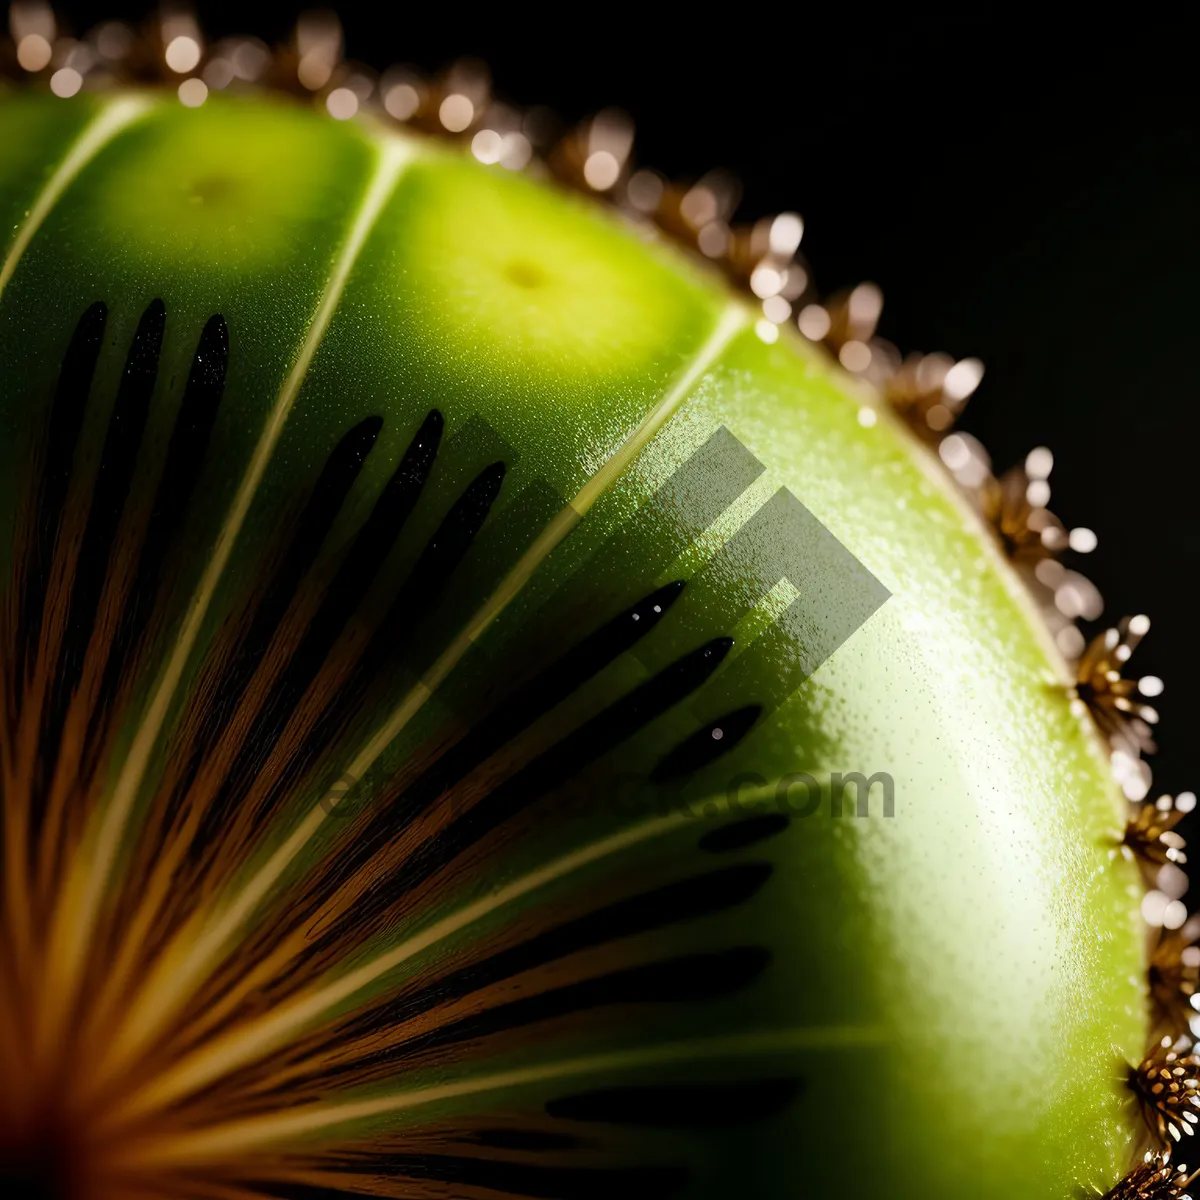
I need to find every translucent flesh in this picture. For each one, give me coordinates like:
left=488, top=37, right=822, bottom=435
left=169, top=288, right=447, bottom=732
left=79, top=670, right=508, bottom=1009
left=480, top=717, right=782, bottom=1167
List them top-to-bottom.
left=0, top=91, right=1144, bottom=1198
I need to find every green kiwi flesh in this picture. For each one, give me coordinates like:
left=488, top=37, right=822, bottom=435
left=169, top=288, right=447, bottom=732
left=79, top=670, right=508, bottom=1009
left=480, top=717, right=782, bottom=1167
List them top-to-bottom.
left=0, top=89, right=1146, bottom=1199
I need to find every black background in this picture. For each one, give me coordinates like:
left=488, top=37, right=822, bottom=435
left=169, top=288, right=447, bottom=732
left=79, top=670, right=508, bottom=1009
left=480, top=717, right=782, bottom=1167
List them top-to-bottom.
left=43, top=6, right=1200, bottom=807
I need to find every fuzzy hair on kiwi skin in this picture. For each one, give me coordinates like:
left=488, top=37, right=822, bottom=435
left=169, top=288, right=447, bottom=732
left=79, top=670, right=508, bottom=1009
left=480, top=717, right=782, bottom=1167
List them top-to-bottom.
left=0, top=8, right=1189, bottom=1199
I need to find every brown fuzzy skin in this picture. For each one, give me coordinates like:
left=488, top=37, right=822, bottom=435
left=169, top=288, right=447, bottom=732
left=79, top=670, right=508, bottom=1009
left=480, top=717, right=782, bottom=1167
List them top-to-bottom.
left=1131, top=1041, right=1200, bottom=1147
left=1104, top=1150, right=1197, bottom=1200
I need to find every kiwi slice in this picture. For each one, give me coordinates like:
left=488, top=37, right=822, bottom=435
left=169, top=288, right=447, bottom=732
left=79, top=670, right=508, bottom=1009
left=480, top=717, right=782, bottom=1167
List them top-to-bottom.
left=0, top=18, right=1179, bottom=1200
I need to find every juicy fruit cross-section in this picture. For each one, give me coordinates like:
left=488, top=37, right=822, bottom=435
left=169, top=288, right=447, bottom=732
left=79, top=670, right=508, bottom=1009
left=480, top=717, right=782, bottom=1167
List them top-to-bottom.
left=0, top=30, right=1170, bottom=1200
